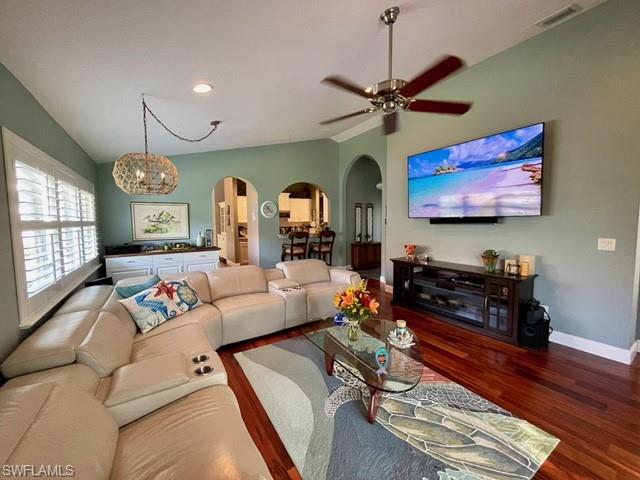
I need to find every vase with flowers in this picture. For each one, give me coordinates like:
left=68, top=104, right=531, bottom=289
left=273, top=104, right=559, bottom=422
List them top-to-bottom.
left=481, top=249, right=500, bottom=273
left=334, top=280, right=380, bottom=342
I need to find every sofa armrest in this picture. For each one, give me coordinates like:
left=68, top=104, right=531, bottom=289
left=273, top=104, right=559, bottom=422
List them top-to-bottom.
left=265, top=268, right=285, bottom=282
left=329, top=268, right=361, bottom=285
left=268, top=279, right=300, bottom=292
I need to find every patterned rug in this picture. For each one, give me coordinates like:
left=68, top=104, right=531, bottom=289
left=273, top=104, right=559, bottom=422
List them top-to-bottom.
left=235, top=337, right=558, bottom=480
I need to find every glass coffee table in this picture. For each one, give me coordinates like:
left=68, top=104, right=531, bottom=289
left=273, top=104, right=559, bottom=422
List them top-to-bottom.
left=303, top=318, right=424, bottom=423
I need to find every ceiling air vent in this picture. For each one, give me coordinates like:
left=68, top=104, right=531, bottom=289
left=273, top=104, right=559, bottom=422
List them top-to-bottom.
left=536, top=4, right=582, bottom=28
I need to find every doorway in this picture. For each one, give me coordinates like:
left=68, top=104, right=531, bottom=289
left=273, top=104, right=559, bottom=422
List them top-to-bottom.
left=345, top=156, right=383, bottom=280
left=212, top=177, right=259, bottom=266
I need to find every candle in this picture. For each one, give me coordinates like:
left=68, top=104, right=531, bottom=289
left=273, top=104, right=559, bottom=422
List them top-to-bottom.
left=396, top=319, right=407, bottom=335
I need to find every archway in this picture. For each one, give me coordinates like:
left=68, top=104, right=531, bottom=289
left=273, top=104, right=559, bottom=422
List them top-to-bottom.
left=345, top=156, right=383, bottom=279
left=211, top=176, right=259, bottom=265
left=277, top=182, right=331, bottom=236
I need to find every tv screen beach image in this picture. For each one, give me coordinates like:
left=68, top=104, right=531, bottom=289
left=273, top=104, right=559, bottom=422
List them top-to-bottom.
left=408, top=123, right=544, bottom=218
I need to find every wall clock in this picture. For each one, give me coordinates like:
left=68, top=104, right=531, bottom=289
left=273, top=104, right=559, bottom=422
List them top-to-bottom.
left=260, top=200, right=278, bottom=219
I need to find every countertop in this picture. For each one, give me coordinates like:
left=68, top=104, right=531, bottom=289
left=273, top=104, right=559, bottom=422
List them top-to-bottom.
left=104, top=246, right=221, bottom=259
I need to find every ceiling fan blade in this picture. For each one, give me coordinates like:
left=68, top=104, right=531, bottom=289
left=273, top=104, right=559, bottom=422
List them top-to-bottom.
left=400, top=55, right=466, bottom=98
left=322, top=76, right=374, bottom=99
left=407, top=99, right=472, bottom=115
left=319, top=108, right=376, bottom=125
left=383, top=112, right=398, bottom=135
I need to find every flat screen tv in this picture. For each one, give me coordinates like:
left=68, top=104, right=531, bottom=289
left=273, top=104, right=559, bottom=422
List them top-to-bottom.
left=408, top=122, right=544, bottom=219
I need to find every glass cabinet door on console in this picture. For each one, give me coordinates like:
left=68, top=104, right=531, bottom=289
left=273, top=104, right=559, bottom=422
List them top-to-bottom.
left=485, top=280, right=512, bottom=336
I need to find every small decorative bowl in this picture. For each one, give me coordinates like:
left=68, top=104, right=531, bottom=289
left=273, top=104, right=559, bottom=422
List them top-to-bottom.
left=388, top=328, right=416, bottom=349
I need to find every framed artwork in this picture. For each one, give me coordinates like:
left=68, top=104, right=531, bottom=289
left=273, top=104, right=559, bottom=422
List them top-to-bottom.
left=131, top=202, right=190, bottom=241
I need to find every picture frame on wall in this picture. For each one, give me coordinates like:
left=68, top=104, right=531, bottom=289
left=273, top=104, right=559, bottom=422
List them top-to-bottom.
left=131, top=202, right=190, bottom=241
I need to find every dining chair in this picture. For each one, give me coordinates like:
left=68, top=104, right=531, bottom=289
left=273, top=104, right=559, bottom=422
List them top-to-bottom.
left=309, top=230, right=336, bottom=265
left=281, top=231, right=309, bottom=261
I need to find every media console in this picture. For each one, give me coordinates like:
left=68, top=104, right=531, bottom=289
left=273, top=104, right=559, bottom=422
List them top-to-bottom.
left=391, top=258, right=537, bottom=345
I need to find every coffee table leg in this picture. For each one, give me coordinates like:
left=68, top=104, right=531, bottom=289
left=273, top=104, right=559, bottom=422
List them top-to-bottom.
left=325, top=353, right=335, bottom=376
left=367, top=388, right=381, bottom=423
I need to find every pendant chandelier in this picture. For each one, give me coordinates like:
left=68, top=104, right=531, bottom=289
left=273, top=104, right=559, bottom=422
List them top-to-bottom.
left=113, top=94, right=221, bottom=195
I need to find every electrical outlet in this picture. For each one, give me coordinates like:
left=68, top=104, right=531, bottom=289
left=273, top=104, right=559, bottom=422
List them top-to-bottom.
left=597, top=238, right=616, bottom=251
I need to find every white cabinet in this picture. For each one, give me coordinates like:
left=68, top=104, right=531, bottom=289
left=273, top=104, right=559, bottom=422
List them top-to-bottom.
left=278, top=193, right=291, bottom=212
left=237, top=196, right=248, bottom=223
left=288, top=198, right=311, bottom=222
left=216, top=233, right=227, bottom=259
left=106, top=250, right=220, bottom=281
left=183, top=251, right=219, bottom=273
left=110, top=268, right=151, bottom=284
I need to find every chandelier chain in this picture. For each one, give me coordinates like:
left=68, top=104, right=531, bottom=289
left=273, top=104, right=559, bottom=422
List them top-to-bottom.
left=141, top=94, right=219, bottom=151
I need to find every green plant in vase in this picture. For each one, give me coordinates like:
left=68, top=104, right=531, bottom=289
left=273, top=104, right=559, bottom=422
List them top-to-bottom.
left=481, top=249, right=500, bottom=273
left=334, top=280, right=380, bottom=342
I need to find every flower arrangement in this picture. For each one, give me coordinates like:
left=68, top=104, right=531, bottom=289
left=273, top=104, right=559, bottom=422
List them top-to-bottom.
left=334, top=280, right=380, bottom=341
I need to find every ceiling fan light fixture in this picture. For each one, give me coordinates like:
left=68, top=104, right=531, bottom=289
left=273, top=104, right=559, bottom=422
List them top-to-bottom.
left=192, top=83, right=213, bottom=93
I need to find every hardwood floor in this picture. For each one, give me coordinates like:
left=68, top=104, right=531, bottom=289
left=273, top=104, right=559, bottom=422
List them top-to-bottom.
left=219, top=280, right=640, bottom=480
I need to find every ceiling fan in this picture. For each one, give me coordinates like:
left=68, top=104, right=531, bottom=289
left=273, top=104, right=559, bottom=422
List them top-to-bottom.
left=320, top=6, right=472, bottom=135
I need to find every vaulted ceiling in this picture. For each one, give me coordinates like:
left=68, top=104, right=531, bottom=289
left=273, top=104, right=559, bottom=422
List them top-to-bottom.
left=0, top=0, right=605, bottom=162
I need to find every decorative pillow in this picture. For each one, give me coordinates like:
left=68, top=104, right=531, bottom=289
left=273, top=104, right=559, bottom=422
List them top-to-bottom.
left=115, top=275, right=161, bottom=298
left=164, top=280, right=204, bottom=312
left=118, top=283, right=182, bottom=333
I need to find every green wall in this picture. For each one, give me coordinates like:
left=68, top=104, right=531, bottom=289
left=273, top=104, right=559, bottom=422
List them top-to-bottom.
left=381, top=0, right=639, bottom=349
left=0, top=63, right=97, bottom=363
left=338, top=127, right=387, bottom=270
left=96, top=139, right=341, bottom=267
left=345, top=156, right=382, bottom=264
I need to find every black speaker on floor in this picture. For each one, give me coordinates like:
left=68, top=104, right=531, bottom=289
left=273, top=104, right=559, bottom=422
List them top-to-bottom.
left=518, top=298, right=550, bottom=349
left=519, top=320, right=551, bottom=349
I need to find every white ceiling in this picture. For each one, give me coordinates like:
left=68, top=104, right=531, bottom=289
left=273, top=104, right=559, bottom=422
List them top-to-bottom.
left=0, top=0, right=605, bottom=163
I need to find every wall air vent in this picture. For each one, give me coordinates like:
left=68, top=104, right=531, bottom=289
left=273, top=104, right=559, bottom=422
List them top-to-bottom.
left=536, top=4, right=582, bottom=28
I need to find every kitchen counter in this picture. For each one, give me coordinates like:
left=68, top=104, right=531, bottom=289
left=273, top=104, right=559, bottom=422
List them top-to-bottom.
left=104, top=246, right=221, bottom=259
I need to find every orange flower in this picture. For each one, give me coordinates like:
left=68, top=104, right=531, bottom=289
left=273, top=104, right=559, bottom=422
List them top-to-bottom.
left=342, top=291, right=354, bottom=306
left=369, top=298, right=379, bottom=315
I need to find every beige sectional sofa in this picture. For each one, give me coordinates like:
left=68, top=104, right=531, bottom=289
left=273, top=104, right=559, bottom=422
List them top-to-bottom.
left=0, top=260, right=360, bottom=479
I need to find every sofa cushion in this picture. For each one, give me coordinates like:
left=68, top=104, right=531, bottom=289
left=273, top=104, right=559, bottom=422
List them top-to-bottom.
left=276, top=259, right=331, bottom=285
left=207, top=266, right=267, bottom=301
left=115, top=275, right=161, bottom=298
left=304, top=282, right=348, bottom=320
left=55, top=285, right=114, bottom=316
left=119, top=285, right=183, bottom=334
left=102, top=291, right=139, bottom=337
left=213, top=293, right=285, bottom=345
left=133, top=304, right=223, bottom=350
left=1, top=311, right=98, bottom=379
left=77, top=312, right=134, bottom=377
left=131, top=324, right=212, bottom=362
left=1, top=364, right=100, bottom=396
left=0, top=383, right=118, bottom=479
left=111, top=386, right=272, bottom=480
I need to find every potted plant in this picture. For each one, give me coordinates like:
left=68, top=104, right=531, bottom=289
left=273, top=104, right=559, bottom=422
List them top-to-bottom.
left=481, top=249, right=500, bottom=273
left=334, top=280, right=380, bottom=341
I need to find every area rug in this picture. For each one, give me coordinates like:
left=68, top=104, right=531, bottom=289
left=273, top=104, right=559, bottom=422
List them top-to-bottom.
left=235, top=337, right=558, bottom=480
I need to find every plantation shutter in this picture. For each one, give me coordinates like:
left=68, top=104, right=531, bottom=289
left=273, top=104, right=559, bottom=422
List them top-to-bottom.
left=3, top=128, right=100, bottom=327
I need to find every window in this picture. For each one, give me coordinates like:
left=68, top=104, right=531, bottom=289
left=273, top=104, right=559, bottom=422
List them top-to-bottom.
left=2, top=128, right=99, bottom=327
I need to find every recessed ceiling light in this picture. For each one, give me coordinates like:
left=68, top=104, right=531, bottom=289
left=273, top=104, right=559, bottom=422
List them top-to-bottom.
left=193, top=83, right=213, bottom=93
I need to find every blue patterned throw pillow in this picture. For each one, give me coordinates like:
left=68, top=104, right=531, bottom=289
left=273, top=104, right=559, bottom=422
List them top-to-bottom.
left=115, top=275, right=161, bottom=298
left=164, top=280, right=204, bottom=312
left=118, top=283, right=182, bottom=333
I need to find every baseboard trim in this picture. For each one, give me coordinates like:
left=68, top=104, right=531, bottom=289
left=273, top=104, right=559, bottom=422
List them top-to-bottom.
left=550, top=330, right=638, bottom=365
